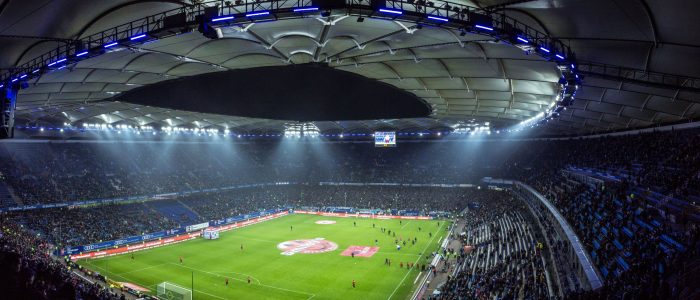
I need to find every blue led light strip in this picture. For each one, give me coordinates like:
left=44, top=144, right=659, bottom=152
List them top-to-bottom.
left=293, top=7, right=319, bottom=12
left=378, top=8, right=402, bottom=15
left=246, top=11, right=270, bottom=17
left=212, top=15, right=234, bottom=22
left=427, top=15, right=448, bottom=22
left=474, top=24, right=494, bottom=31
left=130, top=34, right=147, bottom=41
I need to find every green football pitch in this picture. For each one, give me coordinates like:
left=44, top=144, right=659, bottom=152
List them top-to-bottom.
left=78, top=214, right=449, bottom=300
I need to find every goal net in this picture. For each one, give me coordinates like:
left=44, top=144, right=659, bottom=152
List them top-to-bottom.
left=202, top=228, right=219, bottom=240
left=157, top=282, right=192, bottom=300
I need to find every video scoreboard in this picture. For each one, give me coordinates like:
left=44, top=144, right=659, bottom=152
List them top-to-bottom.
left=374, top=131, right=396, bottom=147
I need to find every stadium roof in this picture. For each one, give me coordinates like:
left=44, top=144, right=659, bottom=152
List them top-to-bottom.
left=1, top=0, right=699, bottom=136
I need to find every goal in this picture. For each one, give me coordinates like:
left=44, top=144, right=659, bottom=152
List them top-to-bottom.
left=202, top=228, right=219, bottom=239
left=156, top=282, right=192, bottom=300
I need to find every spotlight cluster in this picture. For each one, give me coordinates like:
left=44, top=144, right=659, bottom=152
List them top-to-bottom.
left=516, top=64, right=580, bottom=129
left=17, top=121, right=528, bottom=141
left=283, top=122, right=320, bottom=138
left=80, top=123, right=156, bottom=134
left=26, top=124, right=251, bottom=138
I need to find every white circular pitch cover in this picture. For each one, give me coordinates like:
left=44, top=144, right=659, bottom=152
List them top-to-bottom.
left=315, top=220, right=337, bottom=225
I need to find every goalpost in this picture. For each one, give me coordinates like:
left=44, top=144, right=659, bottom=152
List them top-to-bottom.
left=202, top=228, right=219, bottom=240
left=157, top=282, right=192, bottom=300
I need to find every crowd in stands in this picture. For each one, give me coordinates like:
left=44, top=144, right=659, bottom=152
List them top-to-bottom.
left=0, top=128, right=697, bottom=299
left=499, top=128, right=700, bottom=201
left=0, top=129, right=697, bottom=208
left=494, top=129, right=700, bottom=299
left=0, top=142, right=482, bottom=206
left=524, top=173, right=698, bottom=300
left=293, top=185, right=476, bottom=213
left=512, top=185, right=582, bottom=295
left=5, top=186, right=491, bottom=248
left=182, top=186, right=294, bottom=221
left=438, top=191, right=553, bottom=299
left=7, top=203, right=178, bottom=248
left=0, top=218, right=124, bottom=300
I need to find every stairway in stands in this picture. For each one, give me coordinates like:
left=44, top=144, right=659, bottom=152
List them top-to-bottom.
left=0, top=181, right=21, bottom=208
left=146, top=199, right=201, bottom=226
left=177, top=199, right=203, bottom=221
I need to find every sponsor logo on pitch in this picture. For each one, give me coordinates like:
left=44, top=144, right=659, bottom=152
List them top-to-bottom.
left=315, top=220, right=336, bottom=225
left=277, top=238, right=338, bottom=256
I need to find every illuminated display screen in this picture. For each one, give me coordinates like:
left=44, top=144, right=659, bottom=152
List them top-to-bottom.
left=374, top=132, right=396, bottom=147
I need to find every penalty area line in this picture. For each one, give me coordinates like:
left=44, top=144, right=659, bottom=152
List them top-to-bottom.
left=81, top=261, right=133, bottom=283
left=84, top=261, right=162, bottom=292
left=115, top=262, right=172, bottom=277
left=170, top=263, right=316, bottom=299
left=210, top=271, right=261, bottom=285
left=192, top=288, right=227, bottom=300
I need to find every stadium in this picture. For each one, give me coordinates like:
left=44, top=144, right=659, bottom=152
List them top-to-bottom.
left=0, top=0, right=698, bottom=299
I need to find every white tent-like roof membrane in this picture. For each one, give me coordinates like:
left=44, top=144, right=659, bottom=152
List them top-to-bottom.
left=1, top=0, right=699, bottom=135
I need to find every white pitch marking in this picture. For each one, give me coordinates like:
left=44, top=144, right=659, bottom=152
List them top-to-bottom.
left=386, top=223, right=442, bottom=300
left=375, top=251, right=421, bottom=257
left=81, top=261, right=132, bottom=282
left=115, top=262, right=171, bottom=276
left=170, top=263, right=316, bottom=299
left=210, top=271, right=261, bottom=285
left=413, top=272, right=422, bottom=284
left=193, top=288, right=227, bottom=300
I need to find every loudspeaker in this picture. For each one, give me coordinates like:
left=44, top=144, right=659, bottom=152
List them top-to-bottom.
left=370, top=0, right=386, bottom=10
left=203, top=5, right=219, bottom=20
left=197, top=6, right=223, bottom=40
left=151, top=12, right=192, bottom=38
left=468, top=12, right=492, bottom=27
left=164, top=13, right=187, bottom=29
left=500, top=22, right=524, bottom=43
left=199, top=23, right=223, bottom=39
left=73, top=40, right=85, bottom=53
left=0, top=88, right=15, bottom=139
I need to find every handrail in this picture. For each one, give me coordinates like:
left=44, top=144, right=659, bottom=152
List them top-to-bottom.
left=578, top=60, right=700, bottom=92
left=483, top=177, right=604, bottom=290
left=514, top=181, right=604, bottom=290
left=520, top=190, right=565, bottom=297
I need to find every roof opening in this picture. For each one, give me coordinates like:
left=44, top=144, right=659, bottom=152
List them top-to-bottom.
left=112, top=63, right=431, bottom=121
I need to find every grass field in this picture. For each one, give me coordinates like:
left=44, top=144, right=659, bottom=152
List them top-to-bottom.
left=79, top=214, right=449, bottom=300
